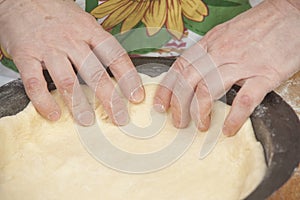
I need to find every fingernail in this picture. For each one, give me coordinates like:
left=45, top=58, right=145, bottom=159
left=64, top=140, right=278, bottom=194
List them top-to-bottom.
left=130, top=86, right=144, bottom=103
left=153, top=97, right=166, bottom=113
left=153, top=104, right=165, bottom=113
left=114, top=110, right=129, bottom=126
left=191, top=110, right=200, bottom=128
left=48, top=111, right=60, bottom=121
left=78, top=111, right=95, bottom=126
left=191, top=111, right=206, bottom=131
left=172, top=113, right=181, bottom=128
left=197, top=118, right=206, bottom=131
left=222, top=125, right=231, bottom=137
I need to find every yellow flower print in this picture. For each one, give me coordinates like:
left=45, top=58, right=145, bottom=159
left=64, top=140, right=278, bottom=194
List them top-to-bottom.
left=91, top=0, right=208, bottom=40
left=0, top=46, right=12, bottom=60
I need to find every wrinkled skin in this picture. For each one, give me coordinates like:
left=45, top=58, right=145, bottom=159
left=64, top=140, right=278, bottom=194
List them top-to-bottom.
left=0, top=0, right=145, bottom=126
left=154, top=0, right=300, bottom=136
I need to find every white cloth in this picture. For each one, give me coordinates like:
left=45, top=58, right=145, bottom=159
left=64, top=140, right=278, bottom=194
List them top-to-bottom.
left=0, top=63, right=19, bottom=87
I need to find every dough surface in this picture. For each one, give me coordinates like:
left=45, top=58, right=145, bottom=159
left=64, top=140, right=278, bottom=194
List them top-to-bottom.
left=0, top=74, right=266, bottom=200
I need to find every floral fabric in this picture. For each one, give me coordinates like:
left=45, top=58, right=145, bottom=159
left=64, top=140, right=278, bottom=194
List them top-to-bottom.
left=0, top=0, right=262, bottom=71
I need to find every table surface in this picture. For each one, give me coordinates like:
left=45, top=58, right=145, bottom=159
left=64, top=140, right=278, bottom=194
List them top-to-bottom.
left=269, top=71, right=300, bottom=200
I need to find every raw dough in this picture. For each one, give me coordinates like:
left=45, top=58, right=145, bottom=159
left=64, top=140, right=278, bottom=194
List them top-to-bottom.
left=0, top=74, right=266, bottom=200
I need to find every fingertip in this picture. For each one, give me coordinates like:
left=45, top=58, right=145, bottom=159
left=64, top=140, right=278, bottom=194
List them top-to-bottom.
left=113, top=67, right=144, bottom=104
left=130, top=86, right=145, bottom=103
left=153, top=87, right=171, bottom=113
left=153, top=96, right=167, bottom=113
left=190, top=96, right=211, bottom=132
left=153, top=103, right=166, bottom=113
left=47, top=110, right=61, bottom=121
left=113, top=110, right=129, bottom=126
left=171, top=110, right=190, bottom=129
left=77, top=111, right=95, bottom=126
left=172, top=112, right=180, bottom=128
left=198, top=116, right=210, bottom=132
left=222, top=118, right=239, bottom=137
left=222, top=124, right=232, bottom=137
left=223, top=128, right=236, bottom=137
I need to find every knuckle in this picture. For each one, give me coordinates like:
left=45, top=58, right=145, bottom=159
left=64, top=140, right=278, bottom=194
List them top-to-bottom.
left=79, top=12, right=100, bottom=29
left=85, top=13, right=97, bottom=23
left=205, top=23, right=225, bottom=39
left=212, top=23, right=225, bottom=32
left=96, top=28, right=111, bottom=39
left=90, top=31, right=113, bottom=48
left=198, top=38, right=208, bottom=51
left=116, top=57, right=129, bottom=68
left=175, top=57, right=189, bottom=72
left=115, top=65, right=136, bottom=84
left=90, top=67, right=105, bottom=83
left=183, top=68, right=201, bottom=88
left=92, top=70, right=108, bottom=89
left=25, top=77, right=44, bottom=96
left=57, top=77, right=77, bottom=102
left=58, top=77, right=76, bottom=90
left=197, top=81, right=210, bottom=96
left=110, top=92, right=124, bottom=107
left=238, top=94, right=254, bottom=108
left=71, top=95, right=84, bottom=110
left=103, top=97, right=123, bottom=116
left=71, top=100, right=81, bottom=110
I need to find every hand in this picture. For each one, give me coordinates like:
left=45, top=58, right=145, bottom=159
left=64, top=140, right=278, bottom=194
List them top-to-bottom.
left=0, top=0, right=144, bottom=126
left=154, top=0, right=300, bottom=136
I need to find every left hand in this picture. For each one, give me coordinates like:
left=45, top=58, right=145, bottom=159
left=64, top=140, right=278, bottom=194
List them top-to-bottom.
left=0, top=0, right=144, bottom=126
left=153, top=0, right=300, bottom=136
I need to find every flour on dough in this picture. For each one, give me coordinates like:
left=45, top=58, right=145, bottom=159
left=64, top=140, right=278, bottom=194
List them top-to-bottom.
left=0, top=73, right=266, bottom=200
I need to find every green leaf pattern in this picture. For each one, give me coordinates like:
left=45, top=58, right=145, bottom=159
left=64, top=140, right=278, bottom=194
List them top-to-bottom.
left=0, top=0, right=252, bottom=71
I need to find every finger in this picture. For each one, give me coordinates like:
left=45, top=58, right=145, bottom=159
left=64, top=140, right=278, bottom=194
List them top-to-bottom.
left=90, top=31, right=127, bottom=67
left=90, top=33, right=145, bottom=104
left=153, top=42, right=210, bottom=113
left=153, top=42, right=209, bottom=112
left=180, top=42, right=209, bottom=64
left=68, top=43, right=129, bottom=126
left=170, top=50, right=219, bottom=128
left=43, top=53, right=95, bottom=126
left=106, top=55, right=144, bottom=104
left=14, top=57, right=61, bottom=121
left=153, top=57, right=186, bottom=112
left=169, top=64, right=205, bottom=128
left=190, top=65, right=244, bottom=131
left=170, top=74, right=194, bottom=128
left=223, top=76, right=272, bottom=136
left=190, top=81, right=211, bottom=132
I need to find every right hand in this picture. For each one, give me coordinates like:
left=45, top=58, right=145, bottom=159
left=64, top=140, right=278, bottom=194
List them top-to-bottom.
left=0, top=0, right=144, bottom=126
left=153, top=0, right=300, bottom=136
